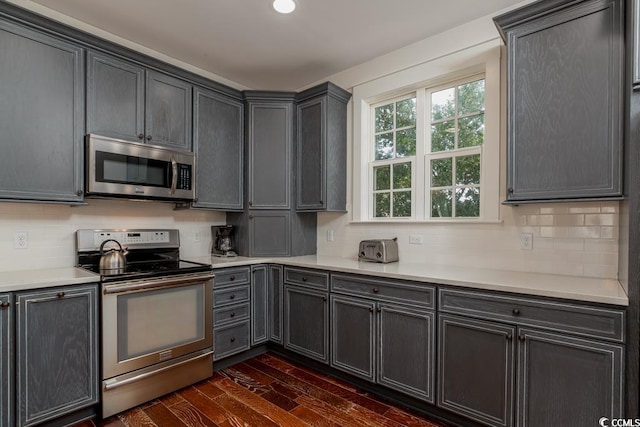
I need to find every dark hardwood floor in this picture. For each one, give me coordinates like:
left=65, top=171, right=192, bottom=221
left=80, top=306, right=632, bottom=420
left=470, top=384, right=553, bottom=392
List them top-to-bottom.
left=75, top=353, right=450, bottom=427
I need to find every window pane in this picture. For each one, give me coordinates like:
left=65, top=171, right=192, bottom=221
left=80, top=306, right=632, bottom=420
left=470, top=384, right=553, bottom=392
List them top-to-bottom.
left=458, top=79, right=485, bottom=115
left=431, top=87, right=455, bottom=121
left=396, top=98, right=416, bottom=128
left=375, top=104, right=394, bottom=132
left=459, top=114, right=484, bottom=148
left=431, top=120, right=455, bottom=152
left=396, top=128, right=416, bottom=157
left=375, top=133, right=394, bottom=160
left=456, top=154, right=480, bottom=185
left=431, top=158, right=452, bottom=187
left=393, top=162, right=411, bottom=189
left=374, top=166, right=390, bottom=190
left=455, top=187, right=480, bottom=217
left=431, top=190, right=452, bottom=217
left=393, top=191, right=412, bottom=217
left=375, top=193, right=390, bottom=217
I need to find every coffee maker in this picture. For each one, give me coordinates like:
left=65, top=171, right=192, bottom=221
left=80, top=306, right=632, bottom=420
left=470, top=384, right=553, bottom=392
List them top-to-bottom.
left=211, top=225, right=237, bottom=257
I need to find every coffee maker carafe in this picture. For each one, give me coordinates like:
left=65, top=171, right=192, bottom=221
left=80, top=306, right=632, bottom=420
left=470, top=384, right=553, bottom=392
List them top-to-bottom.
left=212, top=225, right=237, bottom=257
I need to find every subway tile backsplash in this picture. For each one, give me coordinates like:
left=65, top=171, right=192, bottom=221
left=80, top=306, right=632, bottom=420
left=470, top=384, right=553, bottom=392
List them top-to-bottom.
left=317, top=201, right=621, bottom=281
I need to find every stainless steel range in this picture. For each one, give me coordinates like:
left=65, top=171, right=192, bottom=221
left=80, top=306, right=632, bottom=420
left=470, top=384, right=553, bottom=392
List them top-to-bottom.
left=76, top=229, right=214, bottom=418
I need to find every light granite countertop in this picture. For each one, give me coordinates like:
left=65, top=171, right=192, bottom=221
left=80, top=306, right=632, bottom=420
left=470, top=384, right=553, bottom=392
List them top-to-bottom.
left=0, top=255, right=628, bottom=306
left=206, top=255, right=629, bottom=306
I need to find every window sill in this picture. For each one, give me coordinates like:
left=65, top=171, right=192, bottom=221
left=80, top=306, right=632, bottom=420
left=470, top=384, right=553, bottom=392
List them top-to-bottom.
left=349, top=219, right=503, bottom=225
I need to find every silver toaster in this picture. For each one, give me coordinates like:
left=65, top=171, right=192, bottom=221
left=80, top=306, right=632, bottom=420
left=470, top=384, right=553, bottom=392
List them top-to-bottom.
left=358, top=238, right=399, bottom=263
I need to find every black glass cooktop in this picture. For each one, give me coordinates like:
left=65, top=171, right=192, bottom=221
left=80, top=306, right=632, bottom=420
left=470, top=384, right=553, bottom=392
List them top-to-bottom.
left=78, top=255, right=211, bottom=282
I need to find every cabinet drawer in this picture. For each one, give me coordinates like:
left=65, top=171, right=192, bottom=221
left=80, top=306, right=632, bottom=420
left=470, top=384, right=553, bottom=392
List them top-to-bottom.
left=214, top=267, right=250, bottom=288
left=284, top=267, right=329, bottom=290
left=331, top=274, right=435, bottom=309
left=214, top=285, right=250, bottom=308
left=439, top=288, right=625, bottom=342
left=214, top=302, right=250, bottom=327
left=214, top=320, right=250, bottom=361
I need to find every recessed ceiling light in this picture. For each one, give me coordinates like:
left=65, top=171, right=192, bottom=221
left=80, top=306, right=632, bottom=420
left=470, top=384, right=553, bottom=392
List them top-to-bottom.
left=272, top=0, right=296, bottom=14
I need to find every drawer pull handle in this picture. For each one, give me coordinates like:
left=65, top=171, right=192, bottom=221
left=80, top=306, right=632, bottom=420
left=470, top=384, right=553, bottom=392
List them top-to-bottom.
left=230, top=276, right=235, bottom=281
left=302, top=277, right=308, bottom=282
left=372, top=288, right=379, bottom=293
left=57, top=292, right=65, bottom=298
left=230, top=294, right=235, bottom=300
left=0, top=302, right=10, bottom=309
left=512, top=309, right=520, bottom=315
left=230, top=312, right=235, bottom=318
left=230, top=337, right=235, bottom=343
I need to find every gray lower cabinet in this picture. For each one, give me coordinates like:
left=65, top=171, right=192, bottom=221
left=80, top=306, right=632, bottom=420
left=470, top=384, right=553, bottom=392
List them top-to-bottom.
left=494, top=0, right=624, bottom=202
left=0, top=20, right=84, bottom=203
left=296, top=82, right=351, bottom=212
left=192, top=86, right=244, bottom=210
left=251, top=265, right=268, bottom=345
left=268, top=265, right=284, bottom=344
left=213, top=267, right=251, bottom=361
left=16, top=285, right=99, bottom=427
left=284, top=285, right=329, bottom=363
left=330, top=288, right=435, bottom=403
left=438, top=288, right=625, bottom=427
left=0, top=294, right=12, bottom=427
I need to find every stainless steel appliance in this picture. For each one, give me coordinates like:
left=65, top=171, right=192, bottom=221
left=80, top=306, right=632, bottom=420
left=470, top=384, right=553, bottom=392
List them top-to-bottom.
left=85, top=134, right=195, bottom=201
left=211, top=225, right=237, bottom=257
left=76, top=229, right=213, bottom=418
left=358, top=238, right=399, bottom=263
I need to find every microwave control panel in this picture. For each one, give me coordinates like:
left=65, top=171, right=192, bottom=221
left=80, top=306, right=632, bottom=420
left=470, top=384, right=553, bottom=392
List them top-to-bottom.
left=177, top=164, right=192, bottom=190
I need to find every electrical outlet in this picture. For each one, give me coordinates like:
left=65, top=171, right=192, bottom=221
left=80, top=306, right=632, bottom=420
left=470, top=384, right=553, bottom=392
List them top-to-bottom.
left=326, top=229, right=334, bottom=242
left=194, top=231, right=202, bottom=242
left=14, top=232, right=28, bottom=249
left=520, top=233, right=533, bottom=251
left=409, top=234, right=424, bottom=245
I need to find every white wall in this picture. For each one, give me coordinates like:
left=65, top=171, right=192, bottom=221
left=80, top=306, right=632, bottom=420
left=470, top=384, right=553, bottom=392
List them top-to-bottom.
left=314, top=2, right=621, bottom=282
left=0, top=200, right=225, bottom=271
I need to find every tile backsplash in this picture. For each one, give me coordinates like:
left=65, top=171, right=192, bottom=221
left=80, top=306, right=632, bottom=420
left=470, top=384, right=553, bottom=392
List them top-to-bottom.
left=0, top=199, right=225, bottom=271
left=317, top=201, right=620, bottom=281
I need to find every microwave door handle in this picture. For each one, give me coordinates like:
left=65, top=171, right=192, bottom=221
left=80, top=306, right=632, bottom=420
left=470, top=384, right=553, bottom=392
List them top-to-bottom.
left=170, top=157, right=178, bottom=195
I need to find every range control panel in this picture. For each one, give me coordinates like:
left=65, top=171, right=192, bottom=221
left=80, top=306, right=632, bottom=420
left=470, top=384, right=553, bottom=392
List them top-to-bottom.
left=93, top=231, right=171, bottom=246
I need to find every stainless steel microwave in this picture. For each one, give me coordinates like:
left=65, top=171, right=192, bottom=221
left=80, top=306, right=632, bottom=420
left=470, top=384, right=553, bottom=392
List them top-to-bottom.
left=85, top=134, right=195, bottom=201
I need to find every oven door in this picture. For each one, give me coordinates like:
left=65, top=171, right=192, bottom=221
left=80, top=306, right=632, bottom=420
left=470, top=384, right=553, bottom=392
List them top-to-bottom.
left=102, top=272, right=213, bottom=380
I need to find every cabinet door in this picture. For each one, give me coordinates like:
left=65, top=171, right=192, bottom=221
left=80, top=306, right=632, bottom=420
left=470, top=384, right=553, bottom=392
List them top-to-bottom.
left=504, top=0, right=623, bottom=201
left=0, top=21, right=84, bottom=203
left=86, top=51, right=145, bottom=141
left=145, top=70, right=192, bottom=149
left=192, top=87, right=244, bottom=210
left=297, top=96, right=325, bottom=210
left=247, top=101, right=292, bottom=209
left=248, top=211, right=290, bottom=256
left=251, top=264, right=268, bottom=345
left=268, top=265, right=283, bottom=344
left=16, top=285, right=98, bottom=427
left=284, top=285, right=328, bottom=363
left=0, top=294, right=12, bottom=427
left=330, top=294, right=375, bottom=381
left=379, top=303, right=435, bottom=403
left=437, top=314, right=515, bottom=427
left=516, top=328, right=623, bottom=426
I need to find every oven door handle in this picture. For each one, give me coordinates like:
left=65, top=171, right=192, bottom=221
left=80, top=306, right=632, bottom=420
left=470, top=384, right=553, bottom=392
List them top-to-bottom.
left=103, top=272, right=213, bottom=295
left=103, top=350, right=214, bottom=391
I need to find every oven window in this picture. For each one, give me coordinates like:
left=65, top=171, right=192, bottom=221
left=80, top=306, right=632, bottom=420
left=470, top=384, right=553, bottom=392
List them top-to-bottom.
left=96, top=151, right=169, bottom=188
left=116, top=284, right=204, bottom=360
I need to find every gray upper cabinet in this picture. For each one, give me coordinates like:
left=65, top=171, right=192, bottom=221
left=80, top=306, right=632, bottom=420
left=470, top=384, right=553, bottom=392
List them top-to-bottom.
left=494, top=0, right=624, bottom=202
left=0, top=20, right=84, bottom=203
left=86, top=52, right=145, bottom=141
left=88, top=53, right=193, bottom=150
left=145, top=70, right=193, bottom=149
left=296, top=83, right=351, bottom=212
left=192, top=87, right=244, bottom=210
left=246, top=96, right=293, bottom=209
left=251, top=264, right=268, bottom=345
left=16, top=284, right=99, bottom=427
left=0, top=294, right=12, bottom=427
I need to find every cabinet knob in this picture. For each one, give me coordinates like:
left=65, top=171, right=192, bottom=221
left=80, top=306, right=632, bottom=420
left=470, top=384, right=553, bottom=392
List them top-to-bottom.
left=138, top=133, right=144, bottom=140
left=146, top=135, right=153, bottom=141
left=507, top=187, right=514, bottom=194
left=76, top=189, right=83, bottom=196
left=319, top=200, right=323, bottom=204
left=249, top=201, right=253, bottom=206
left=249, top=215, right=254, bottom=219
left=230, top=275, right=235, bottom=281
left=302, top=277, right=308, bottom=282
left=372, top=288, right=379, bottom=293
left=57, top=292, right=65, bottom=298
left=230, top=294, right=235, bottom=300
left=322, top=296, right=327, bottom=302
left=0, top=301, right=10, bottom=309
left=369, top=307, right=374, bottom=313
left=376, top=307, right=382, bottom=313
left=512, top=308, right=520, bottom=316
left=230, top=312, right=235, bottom=318
left=506, top=334, right=513, bottom=341
left=518, top=335, right=526, bottom=342
left=230, top=337, right=235, bottom=343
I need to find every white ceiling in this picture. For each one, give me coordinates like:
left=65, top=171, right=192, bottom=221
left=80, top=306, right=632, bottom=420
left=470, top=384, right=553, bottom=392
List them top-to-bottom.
left=28, top=0, right=523, bottom=90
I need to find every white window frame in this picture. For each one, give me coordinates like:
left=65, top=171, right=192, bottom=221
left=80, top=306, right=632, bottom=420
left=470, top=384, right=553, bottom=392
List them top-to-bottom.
left=353, top=42, right=501, bottom=223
